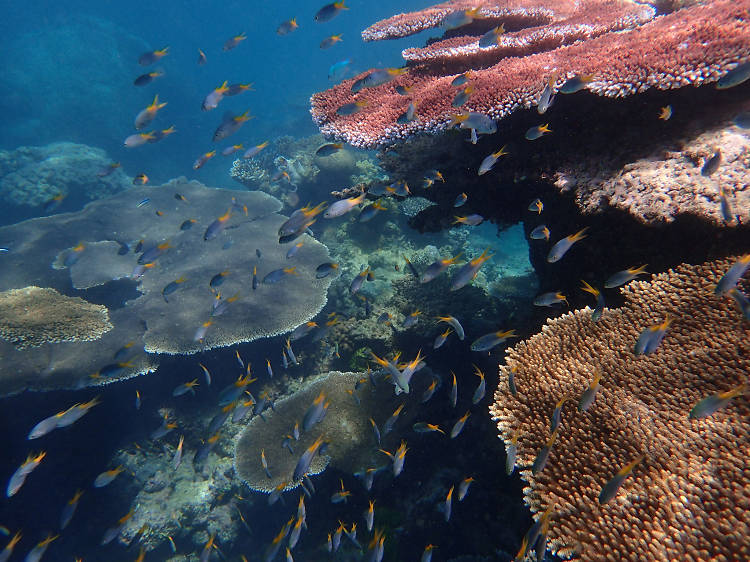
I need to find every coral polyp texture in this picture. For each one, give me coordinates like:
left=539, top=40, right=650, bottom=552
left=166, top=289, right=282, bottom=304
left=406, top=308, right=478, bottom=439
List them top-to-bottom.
left=311, top=0, right=750, bottom=148
left=369, top=0, right=655, bottom=63
left=555, top=120, right=750, bottom=225
left=0, top=142, right=130, bottom=210
left=489, top=257, right=749, bottom=561
left=0, top=286, right=112, bottom=349
left=234, top=370, right=411, bottom=493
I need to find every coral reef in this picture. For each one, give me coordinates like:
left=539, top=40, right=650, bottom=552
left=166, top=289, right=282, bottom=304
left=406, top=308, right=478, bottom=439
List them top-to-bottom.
left=311, top=0, right=750, bottom=148
left=555, top=116, right=750, bottom=225
left=229, top=134, right=382, bottom=201
left=0, top=142, right=130, bottom=219
left=349, top=157, right=389, bottom=186
left=229, top=158, right=270, bottom=191
left=0, top=179, right=334, bottom=394
left=314, top=222, right=537, bottom=377
left=489, top=257, right=749, bottom=561
left=0, top=286, right=112, bottom=349
left=235, top=370, right=411, bottom=493
left=118, top=426, right=239, bottom=552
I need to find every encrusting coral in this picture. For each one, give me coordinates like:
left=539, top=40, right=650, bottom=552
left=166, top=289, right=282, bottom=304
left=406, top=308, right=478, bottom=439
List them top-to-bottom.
left=554, top=120, right=750, bottom=226
left=489, top=257, right=749, bottom=561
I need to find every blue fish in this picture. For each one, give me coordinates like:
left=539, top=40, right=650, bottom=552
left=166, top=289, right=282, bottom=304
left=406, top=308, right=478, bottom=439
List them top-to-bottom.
left=328, top=59, right=351, bottom=81
left=716, top=61, right=750, bottom=89
left=633, top=317, right=672, bottom=355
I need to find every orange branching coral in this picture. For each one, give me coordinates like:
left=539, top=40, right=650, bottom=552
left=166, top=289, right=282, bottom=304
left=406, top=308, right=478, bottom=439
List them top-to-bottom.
left=489, top=257, right=749, bottom=561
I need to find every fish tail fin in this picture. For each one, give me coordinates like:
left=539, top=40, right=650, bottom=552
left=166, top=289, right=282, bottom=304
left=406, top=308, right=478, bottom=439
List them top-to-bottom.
left=449, top=113, right=468, bottom=127
left=569, top=227, right=589, bottom=242
left=580, top=279, right=600, bottom=297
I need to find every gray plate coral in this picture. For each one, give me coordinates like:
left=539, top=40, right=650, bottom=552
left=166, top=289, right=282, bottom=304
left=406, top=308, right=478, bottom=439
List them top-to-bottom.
left=0, top=178, right=334, bottom=395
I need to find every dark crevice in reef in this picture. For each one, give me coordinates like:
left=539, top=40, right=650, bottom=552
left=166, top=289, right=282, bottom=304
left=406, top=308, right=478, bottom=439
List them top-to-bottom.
left=379, top=81, right=750, bottom=305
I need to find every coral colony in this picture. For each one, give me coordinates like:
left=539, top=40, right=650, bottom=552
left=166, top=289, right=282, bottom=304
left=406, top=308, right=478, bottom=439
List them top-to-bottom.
left=0, top=0, right=748, bottom=560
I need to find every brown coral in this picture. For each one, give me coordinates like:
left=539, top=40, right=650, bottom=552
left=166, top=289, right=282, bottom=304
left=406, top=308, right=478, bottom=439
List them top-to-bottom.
left=554, top=121, right=750, bottom=226
left=489, top=258, right=749, bottom=561
left=0, top=286, right=112, bottom=349
left=234, top=370, right=411, bottom=493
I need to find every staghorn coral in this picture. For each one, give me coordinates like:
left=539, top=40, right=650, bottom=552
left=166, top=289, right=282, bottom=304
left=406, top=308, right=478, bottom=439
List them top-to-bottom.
left=311, top=0, right=750, bottom=148
left=489, top=257, right=749, bottom=561
left=0, top=286, right=112, bottom=349
left=234, top=370, right=411, bottom=493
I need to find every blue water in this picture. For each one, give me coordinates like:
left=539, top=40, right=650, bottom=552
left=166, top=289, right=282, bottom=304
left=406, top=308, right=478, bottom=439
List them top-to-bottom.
left=0, top=0, right=431, bottom=187
left=0, top=2, right=539, bottom=561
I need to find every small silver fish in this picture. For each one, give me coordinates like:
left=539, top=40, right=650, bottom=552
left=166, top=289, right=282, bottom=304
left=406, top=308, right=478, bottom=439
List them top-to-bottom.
left=716, top=61, right=750, bottom=89
left=478, top=146, right=508, bottom=175
left=547, top=228, right=588, bottom=263
left=578, top=371, right=603, bottom=412
left=450, top=411, right=470, bottom=438
left=531, top=431, right=557, bottom=474
left=458, top=476, right=474, bottom=501
left=440, top=486, right=453, bottom=521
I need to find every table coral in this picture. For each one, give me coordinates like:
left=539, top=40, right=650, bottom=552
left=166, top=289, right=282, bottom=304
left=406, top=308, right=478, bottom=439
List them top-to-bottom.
left=311, top=0, right=750, bottom=148
left=0, top=179, right=334, bottom=394
left=0, top=286, right=112, bottom=349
